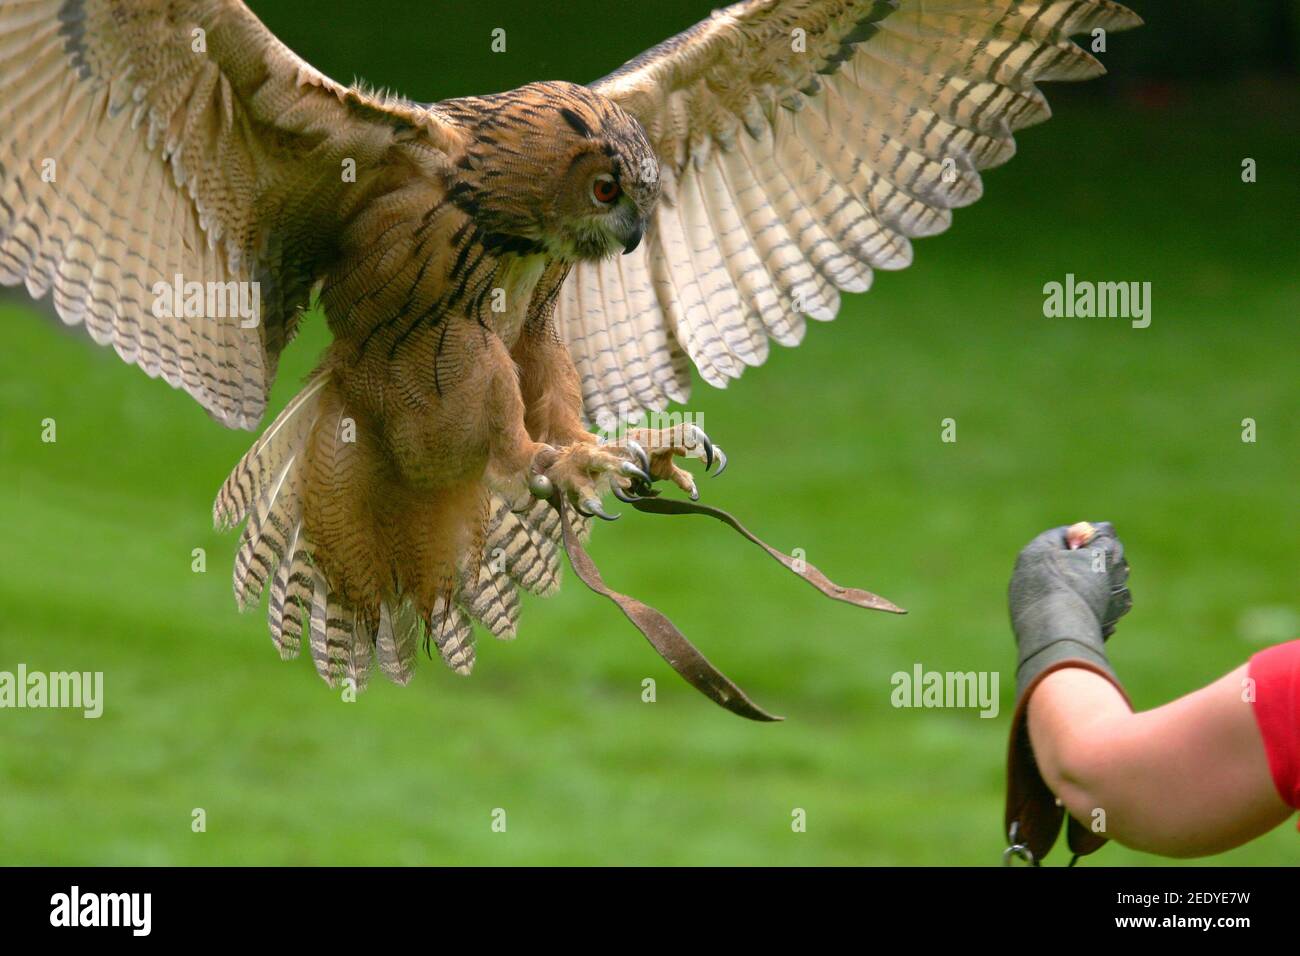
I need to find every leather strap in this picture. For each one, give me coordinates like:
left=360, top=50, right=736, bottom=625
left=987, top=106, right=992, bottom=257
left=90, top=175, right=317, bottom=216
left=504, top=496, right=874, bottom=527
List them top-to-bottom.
left=549, top=493, right=905, bottom=721
left=631, top=498, right=907, bottom=614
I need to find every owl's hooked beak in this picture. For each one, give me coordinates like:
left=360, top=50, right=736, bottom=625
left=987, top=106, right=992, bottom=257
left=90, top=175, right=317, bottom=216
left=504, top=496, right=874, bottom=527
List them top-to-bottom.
left=621, top=215, right=645, bottom=255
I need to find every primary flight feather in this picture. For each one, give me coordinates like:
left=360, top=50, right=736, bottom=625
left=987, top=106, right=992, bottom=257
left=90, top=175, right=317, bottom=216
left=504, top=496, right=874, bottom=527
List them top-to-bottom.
left=0, top=0, right=1139, bottom=699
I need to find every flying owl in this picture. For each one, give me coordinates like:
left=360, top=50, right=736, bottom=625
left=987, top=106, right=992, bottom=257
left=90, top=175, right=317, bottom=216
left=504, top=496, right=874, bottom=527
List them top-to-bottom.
left=0, top=0, right=1139, bottom=715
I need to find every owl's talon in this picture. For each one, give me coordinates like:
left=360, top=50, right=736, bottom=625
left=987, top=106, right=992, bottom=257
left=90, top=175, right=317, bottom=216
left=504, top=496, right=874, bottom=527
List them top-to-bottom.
left=608, top=423, right=729, bottom=498
left=690, top=426, right=715, bottom=471
left=625, top=439, right=650, bottom=475
left=532, top=441, right=646, bottom=516
left=710, top=446, right=727, bottom=477
left=619, top=460, right=651, bottom=485
left=612, top=483, right=641, bottom=503
left=583, top=498, right=620, bottom=521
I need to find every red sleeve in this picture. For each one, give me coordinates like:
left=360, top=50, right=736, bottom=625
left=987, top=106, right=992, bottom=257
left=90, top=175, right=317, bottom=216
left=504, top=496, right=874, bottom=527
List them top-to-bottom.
left=1249, top=639, right=1300, bottom=816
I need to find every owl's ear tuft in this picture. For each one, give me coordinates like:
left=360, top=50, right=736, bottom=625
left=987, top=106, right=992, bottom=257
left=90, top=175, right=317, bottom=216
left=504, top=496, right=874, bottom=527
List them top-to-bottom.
left=559, top=107, right=593, bottom=138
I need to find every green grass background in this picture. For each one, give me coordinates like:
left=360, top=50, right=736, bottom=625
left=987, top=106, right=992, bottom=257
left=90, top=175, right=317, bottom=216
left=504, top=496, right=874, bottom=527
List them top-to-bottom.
left=0, top=2, right=1296, bottom=865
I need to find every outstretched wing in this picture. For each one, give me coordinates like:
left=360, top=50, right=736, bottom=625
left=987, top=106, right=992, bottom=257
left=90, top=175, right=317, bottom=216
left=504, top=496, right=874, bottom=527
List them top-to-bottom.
left=0, top=0, right=460, bottom=429
left=556, top=0, right=1140, bottom=426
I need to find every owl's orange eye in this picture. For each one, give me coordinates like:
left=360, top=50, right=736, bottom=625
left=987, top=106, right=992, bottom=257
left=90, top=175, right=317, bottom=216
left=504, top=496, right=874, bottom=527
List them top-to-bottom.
left=592, top=176, right=621, bottom=205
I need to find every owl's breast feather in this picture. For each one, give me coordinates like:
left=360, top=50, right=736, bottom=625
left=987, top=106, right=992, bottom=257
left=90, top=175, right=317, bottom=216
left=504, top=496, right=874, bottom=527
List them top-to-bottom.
left=491, top=252, right=550, bottom=346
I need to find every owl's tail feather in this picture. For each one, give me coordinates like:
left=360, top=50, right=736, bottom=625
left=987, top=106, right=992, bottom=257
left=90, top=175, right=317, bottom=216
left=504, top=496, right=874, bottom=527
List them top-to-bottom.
left=214, top=374, right=331, bottom=664
left=214, top=375, right=586, bottom=689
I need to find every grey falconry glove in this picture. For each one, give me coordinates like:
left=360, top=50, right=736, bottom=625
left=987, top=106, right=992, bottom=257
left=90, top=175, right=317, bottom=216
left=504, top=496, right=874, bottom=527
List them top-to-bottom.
left=1003, top=522, right=1133, bottom=865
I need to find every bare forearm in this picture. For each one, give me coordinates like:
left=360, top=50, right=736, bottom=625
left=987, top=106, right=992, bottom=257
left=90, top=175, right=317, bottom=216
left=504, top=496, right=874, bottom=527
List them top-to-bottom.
left=1028, top=665, right=1290, bottom=857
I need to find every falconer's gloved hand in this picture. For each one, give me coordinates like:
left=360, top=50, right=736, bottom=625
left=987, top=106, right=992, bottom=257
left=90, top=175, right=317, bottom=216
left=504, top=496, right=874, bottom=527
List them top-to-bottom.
left=1003, top=521, right=1133, bottom=865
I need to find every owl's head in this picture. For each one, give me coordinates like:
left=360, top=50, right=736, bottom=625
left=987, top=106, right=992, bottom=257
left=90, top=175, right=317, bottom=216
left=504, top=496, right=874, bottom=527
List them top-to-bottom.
left=449, top=82, right=660, bottom=262
left=542, top=88, right=661, bottom=261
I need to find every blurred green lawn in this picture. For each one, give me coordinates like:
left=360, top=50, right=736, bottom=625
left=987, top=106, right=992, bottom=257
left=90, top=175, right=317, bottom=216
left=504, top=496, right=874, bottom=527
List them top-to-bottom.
left=1, top=86, right=1296, bottom=865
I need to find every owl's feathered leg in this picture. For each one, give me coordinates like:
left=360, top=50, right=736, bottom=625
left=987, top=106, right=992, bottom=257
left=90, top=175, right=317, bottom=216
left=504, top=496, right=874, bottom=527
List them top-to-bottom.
left=505, top=293, right=720, bottom=507
left=505, top=310, right=652, bottom=518
left=507, top=310, right=722, bottom=516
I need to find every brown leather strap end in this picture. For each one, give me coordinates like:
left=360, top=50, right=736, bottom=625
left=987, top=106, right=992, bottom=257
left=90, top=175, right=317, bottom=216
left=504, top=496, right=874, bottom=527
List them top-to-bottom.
left=548, top=492, right=906, bottom=720
left=552, top=493, right=783, bottom=721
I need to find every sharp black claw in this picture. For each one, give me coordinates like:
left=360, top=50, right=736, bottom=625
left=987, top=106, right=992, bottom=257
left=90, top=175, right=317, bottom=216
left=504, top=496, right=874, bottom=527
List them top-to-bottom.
left=696, top=428, right=715, bottom=471
left=625, top=439, right=650, bottom=476
left=711, top=446, right=728, bottom=477
left=619, top=461, right=651, bottom=486
left=612, top=484, right=641, bottom=503
left=689, top=486, right=700, bottom=501
left=584, top=498, right=621, bottom=521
